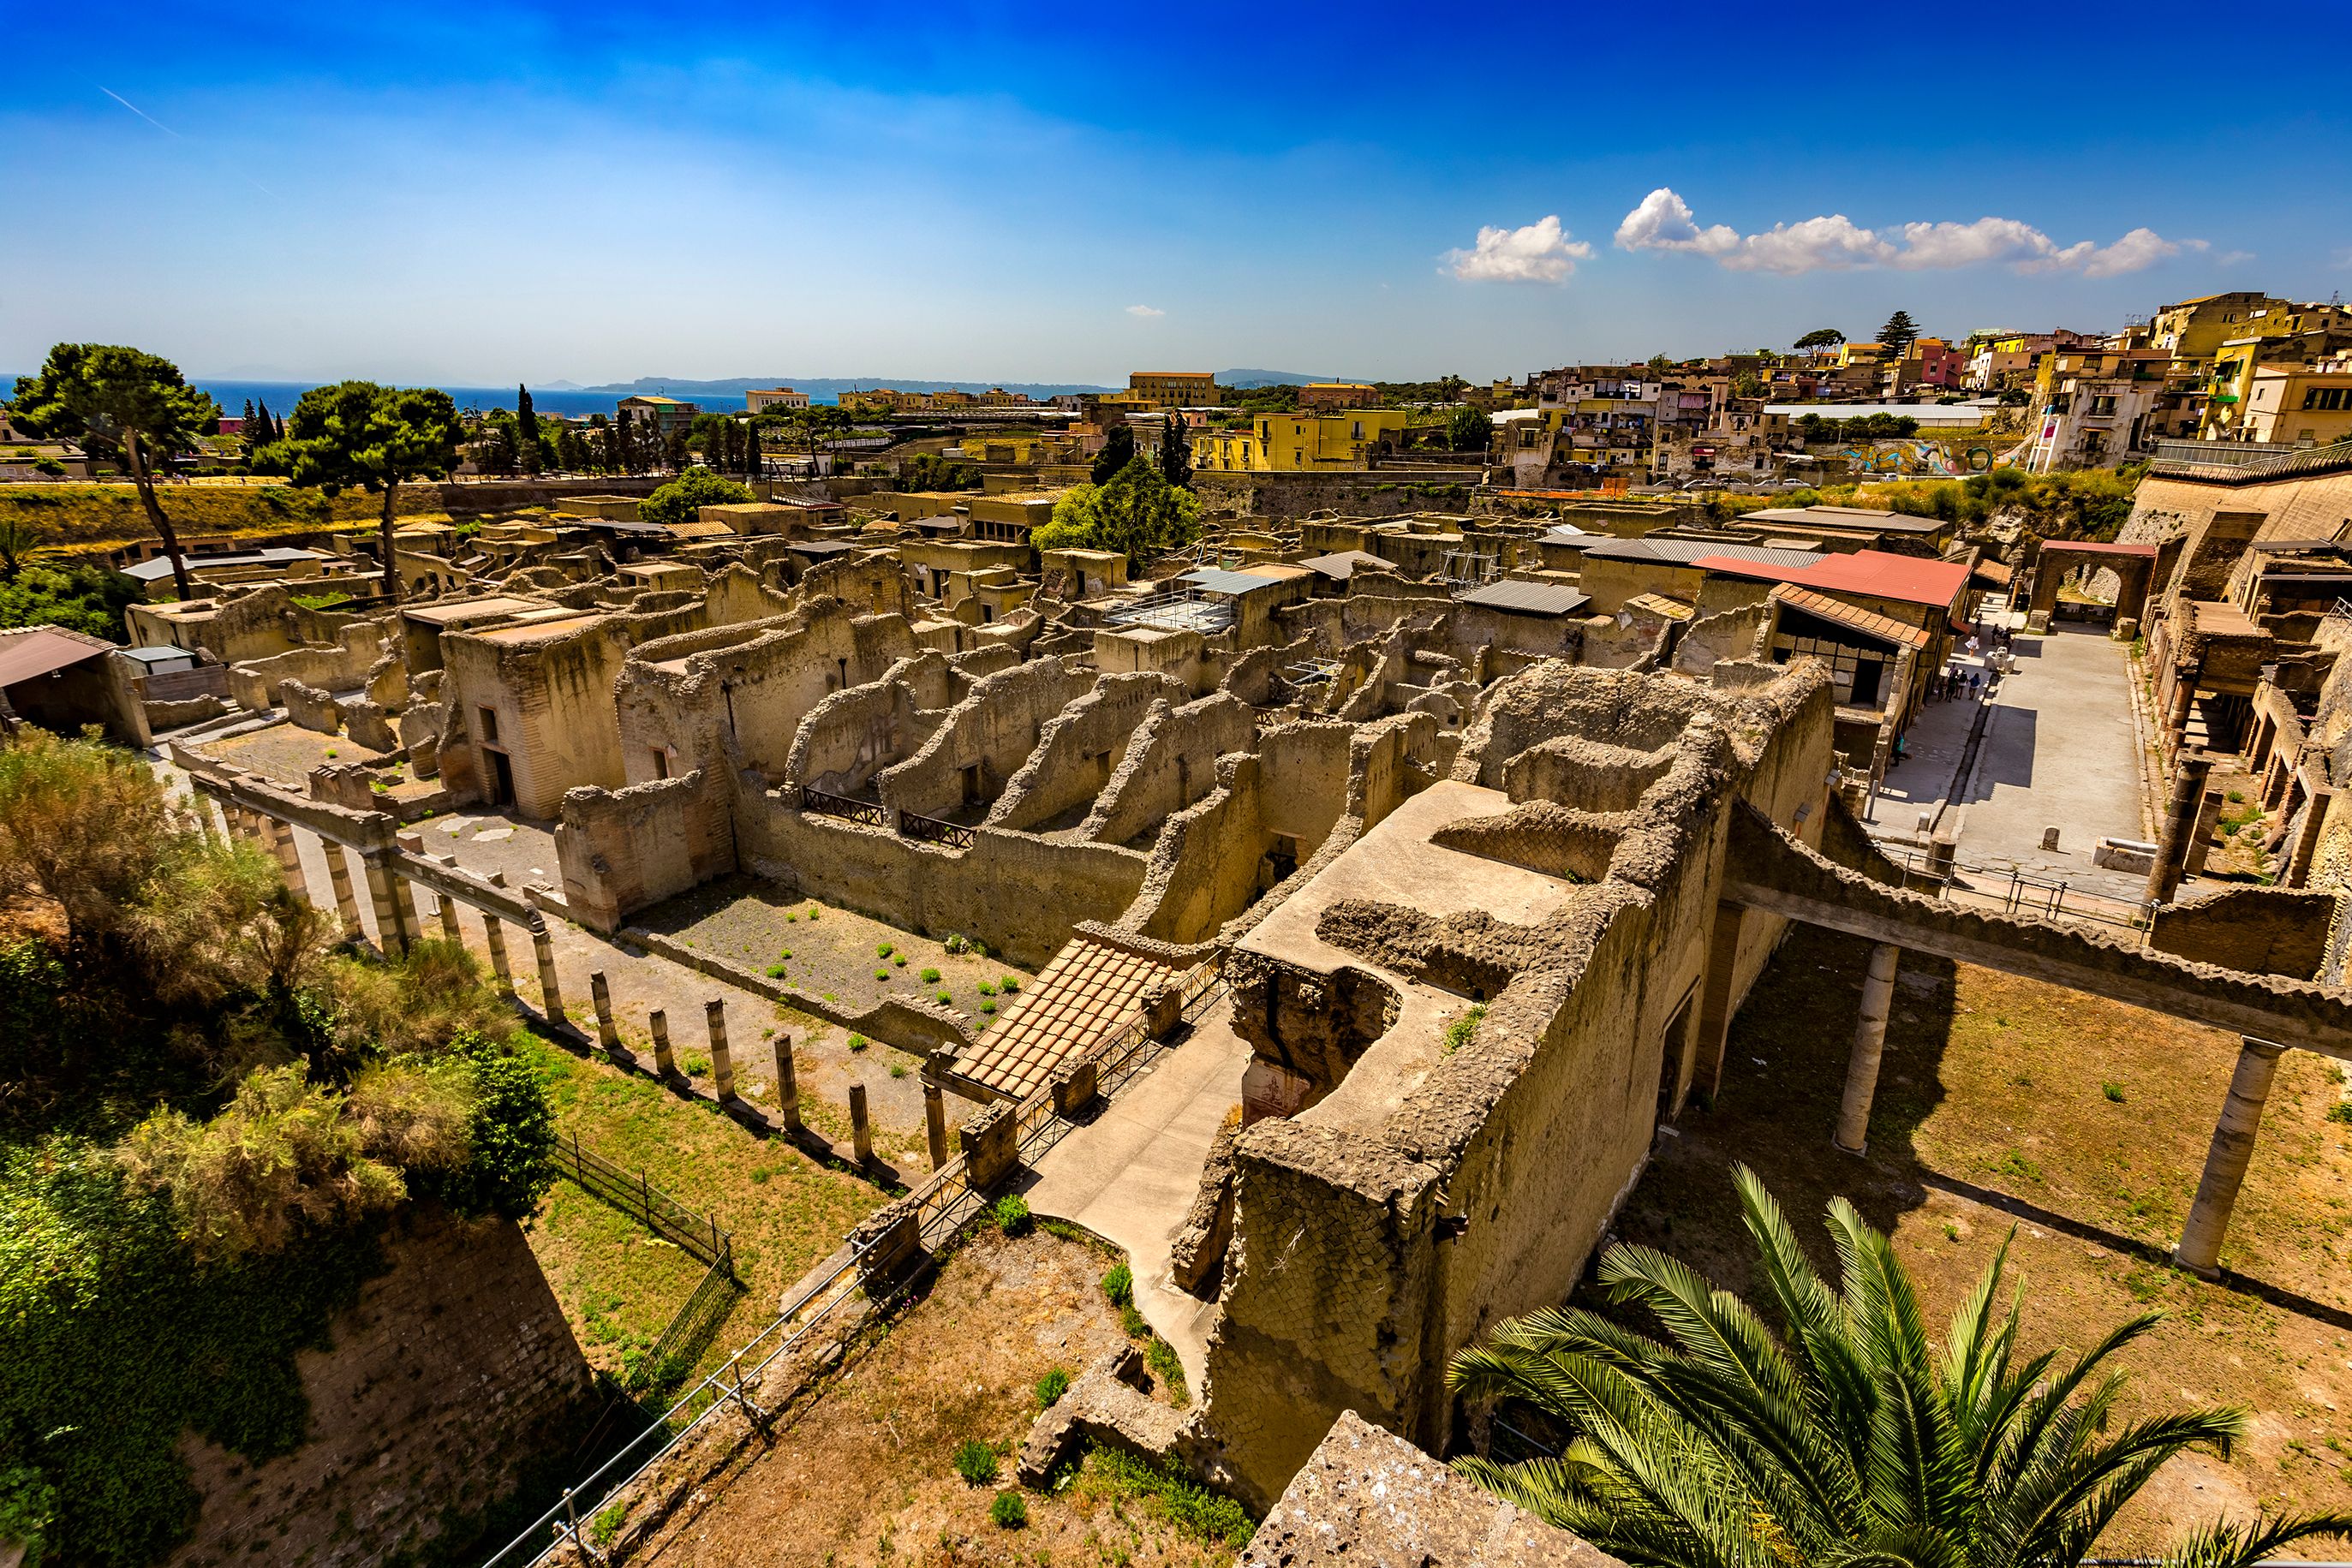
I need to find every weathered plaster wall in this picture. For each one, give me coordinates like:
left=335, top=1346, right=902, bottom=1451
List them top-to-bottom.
left=876, top=658, right=1095, bottom=822
left=990, top=673, right=1190, bottom=833
left=1085, top=693, right=1257, bottom=847
left=558, top=769, right=737, bottom=933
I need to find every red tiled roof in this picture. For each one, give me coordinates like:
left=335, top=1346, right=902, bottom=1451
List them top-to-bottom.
left=1693, top=548, right=1969, bottom=609
left=1770, top=585, right=1933, bottom=650
left=954, top=936, right=1185, bottom=1099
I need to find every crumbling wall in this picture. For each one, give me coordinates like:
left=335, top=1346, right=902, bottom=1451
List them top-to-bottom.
left=227, top=617, right=394, bottom=711
left=438, top=618, right=628, bottom=819
left=781, top=654, right=953, bottom=796
left=876, top=658, right=1093, bottom=822
left=989, top=672, right=1189, bottom=832
left=1086, top=692, right=1257, bottom=846
left=1126, top=754, right=1276, bottom=944
left=558, top=770, right=737, bottom=933
left=739, top=800, right=1149, bottom=969
left=2149, top=885, right=2333, bottom=981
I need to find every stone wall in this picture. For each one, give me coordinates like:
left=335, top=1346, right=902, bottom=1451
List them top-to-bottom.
left=439, top=617, right=629, bottom=819
left=227, top=619, right=395, bottom=712
left=875, top=657, right=1095, bottom=822
left=1194, top=664, right=1836, bottom=1508
left=989, top=672, right=1189, bottom=832
left=1085, top=693, right=1256, bottom=847
left=558, top=769, right=737, bottom=933
left=739, top=796, right=1150, bottom=969
left=2149, top=885, right=2335, bottom=981
left=168, top=1208, right=594, bottom=1568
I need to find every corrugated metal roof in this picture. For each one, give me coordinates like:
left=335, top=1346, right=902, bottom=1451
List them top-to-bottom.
left=1743, top=504, right=1951, bottom=534
left=1578, top=538, right=1826, bottom=568
left=121, top=546, right=321, bottom=581
left=1296, top=550, right=1393, bottom=580
left=1179, top=567, right=1292, bottom=596
left=1454, top=579, right=1591, bottom=616
left=1771, top=585, right=1932, bottom=650
left=0, top=627, right=114, bottom=687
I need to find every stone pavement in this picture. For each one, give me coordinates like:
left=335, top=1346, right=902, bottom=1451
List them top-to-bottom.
left=1945, top=623, right=2152, bottom=902
left=1023, top=997, right=1251, bottom=1389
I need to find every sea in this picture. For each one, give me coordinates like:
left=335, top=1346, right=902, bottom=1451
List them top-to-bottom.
left=170, top=380, right=836, bottom=419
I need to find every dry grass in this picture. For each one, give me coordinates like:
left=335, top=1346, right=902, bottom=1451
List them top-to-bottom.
left=0, top=480, right=451, bottom=550
left=1613, top=923, right=2352, bottom=1550
left=629, top=1225, right=1243, bottom=1568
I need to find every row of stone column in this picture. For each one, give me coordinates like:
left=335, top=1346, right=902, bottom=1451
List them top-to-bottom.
left=1830, top=934, right=2282, bottom=1279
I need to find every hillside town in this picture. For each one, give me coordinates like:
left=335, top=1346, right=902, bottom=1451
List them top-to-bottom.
left=15, top=178, right=2352, bottom=1568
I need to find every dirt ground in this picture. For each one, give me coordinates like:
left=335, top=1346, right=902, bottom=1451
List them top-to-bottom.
left=1609, top=922, right=2352, bottom=1552
left=635, top=1226, right=1239, bottom=1568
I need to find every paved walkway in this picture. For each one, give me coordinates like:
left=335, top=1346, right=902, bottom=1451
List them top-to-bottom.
left=1945, top=623, right=2151, bottom=901
left=1023, top=997, right=1251, bottom=1389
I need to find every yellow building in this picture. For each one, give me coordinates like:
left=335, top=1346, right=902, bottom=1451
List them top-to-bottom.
left=2240, top=361, right=2352, bottom=447
left=1127, top=372, right=1223, bottom=409
left=1191, top=409, right=1412, bottom=471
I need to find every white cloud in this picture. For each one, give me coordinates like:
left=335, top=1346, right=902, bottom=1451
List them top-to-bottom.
left=1615, top=187, right=2193, bottom=277
left=1443, top=214, right=1593, bottom=283
left=1125, top=303, right=1164, bottom=318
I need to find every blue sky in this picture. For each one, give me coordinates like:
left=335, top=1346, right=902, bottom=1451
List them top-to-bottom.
left=8, top=2, right=2349, bottom=386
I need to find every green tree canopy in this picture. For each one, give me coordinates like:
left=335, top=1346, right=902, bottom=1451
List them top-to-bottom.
left=1879, top=309, right=1920, bottom=356
left=1794, top=327, right=1847, bottom=350
left=10, top=344, right=222, bottom=601
left=260, top=382, right=463, bottom=606
left=1447, top=405, right=1495, bottom=454
left=1159, top=418, right=1192, bottom=489
left=1090, top=424, right=1137, bottom=486
left=1032, top=455, right=1201, bottom=569
left=642, top=467, right=754, bottom=527
left=1450, top=1166, right=2349, bottom=1568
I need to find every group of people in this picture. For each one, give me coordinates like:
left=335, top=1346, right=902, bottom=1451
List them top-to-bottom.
left=1931, top=665, right=1985, bottom=702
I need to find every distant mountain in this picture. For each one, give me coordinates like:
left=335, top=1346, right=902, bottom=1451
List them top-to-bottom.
left=1216, top=368, right=1334, bottom=389
left=570, top=375, right=1118, bottom=401
left=538, top=379, right=588, bottom=391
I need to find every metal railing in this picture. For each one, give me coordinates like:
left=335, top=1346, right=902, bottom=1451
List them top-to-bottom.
left=2148, top=436, right=2352, bottom=483
left=799, top=784, right=891, bottom=828
left=898, top=809, right=976, bottom=849
left=1876, top=844, right=2157, bottom=936
left=482, top=952, right=1227, bottom=1568
left=555, top=1132, right=736, bottom=1270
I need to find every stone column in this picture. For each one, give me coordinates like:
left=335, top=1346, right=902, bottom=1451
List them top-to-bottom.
left=2163, top=671, right=2197, bottom=763
left=2146, top=752, right=2212, bottom=905
left=2287, top=790, right=2331, bottom=890
left=266, top=818, right=313, bottom=903
left=325, top=843, right=365, bottom=940
left=360, top=851, right=413, bottom=956
left=408, top=877, right=436, bottom=942
left=438, top=891, right=463, bottom=945
left=1691, top=903, right=1747, bottom=1102
left=481, top=915, right=515, bottom=994
left=531, top=924, right=565, bottom=1024
left=1833, top=943, right=1900, bottom=1155
left=590, top=971, right=621, bottom=1055
left=706, top=1000, right=736, bottom=1100
left=649, top=1010, right=676, bottom=1077
left=773, top=1033, right=801, bottom=1131
left=2175, top=1038, right=2286, bottom=1279
left=924, top=1079, right=948, bottom=1171
left=849, top=1082, right=874, bottom=1166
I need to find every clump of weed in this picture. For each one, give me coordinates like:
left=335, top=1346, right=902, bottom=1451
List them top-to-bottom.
left=877, top=941, right=894, bottom=958
left=921, top=967, right=941, bottom=984
left=999, top=975, right=1020, bottom=993
left=1442, top=1004, right=1487, bottom=1054
left=848, top=1033, right=869, bottom=1052
left=2102, top=1081, right=2125, bottom=1103
left=994, top=1194, right=1033, bottom=1236
left=1102, top=1261, right=1133, bottom=1306
left=1143, top=1336, right=1189, bottom=1407
left=1036, top=1367, right=1072, bottom=1408
left=953, top=1440, right=999, bottom=1486
left=989, top=1493, right=1027, bottom=1529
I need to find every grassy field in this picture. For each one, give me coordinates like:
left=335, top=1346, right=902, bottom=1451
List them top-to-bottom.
left=1, top=480, right=457, bottom=550
left=1610, top=922, right=2352, bottom=1551
left=516, top=1030, right=879, bottom=1391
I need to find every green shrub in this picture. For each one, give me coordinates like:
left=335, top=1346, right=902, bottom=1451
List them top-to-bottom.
left=876, top=942, right=894, bottom=958
left=892, top=955, right=907, bottom=967
left=765, top=964, right=787, bottom=979
left=921, top=967, right=941, bottom=983
left=874, top=969, right=889, bottom=981
left=999, top=975, right=1020, bottom=993
left=977, top=981, right=997, bottom=997
left=978, top=1000, right=996, bottom=1016
left=848, top=1034, right=869, bottom=1052
left=888, top=1063, right=907, bottom=1079
left=2101, top=1081, right=2125, bottom=1104
left=2328, top=1101, right=2352, bottom=1126
left=993, top=1194, right=1033, bottom=1236
left=1101, top=1261, right=1133, bottom=1306
left=1120, top=1303, right=1149, bottom=1338
left=1143, top=1335, right=1189, bottom=1408
left=1035, top=1367, right=1072, bottom=1408
left=953, top=1439, right=1000, bottom=1485
left=1084, top=1445, right=1255, bottom=1547
left=989, top=1491, right=1028, bottom=1529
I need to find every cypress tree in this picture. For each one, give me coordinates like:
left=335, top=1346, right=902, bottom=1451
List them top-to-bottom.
left=515, top=385, right=541, bottom=474
left=1160, top=414, right=1191, bottom=489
